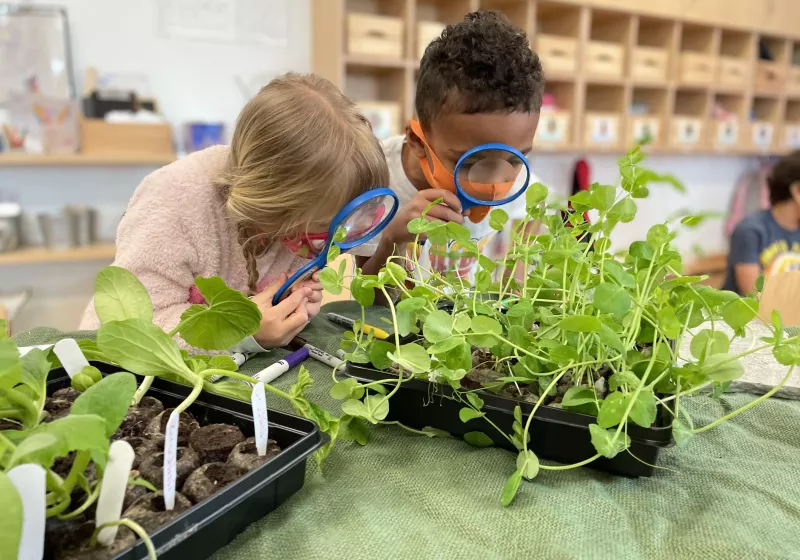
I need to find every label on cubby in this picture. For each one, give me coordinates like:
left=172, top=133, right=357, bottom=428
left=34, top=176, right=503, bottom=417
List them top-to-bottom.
left=537, top=113, right=568, bottom=143
left=590, top=117, right=618, bottom=144
left=632, top=119, right=659, bottom=145
left=676, top=119, right=701, bottom=146
left=716, top=121, right=739, bottom=146
left=752, top=123, right=774, bottom=148
left=786, top=126, right=800, bottom=150
left=251, top=381, right=269, bottom=456
left=8, top=464, right=46, bottom=560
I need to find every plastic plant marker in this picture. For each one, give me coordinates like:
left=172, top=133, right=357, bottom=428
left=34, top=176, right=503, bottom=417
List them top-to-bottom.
left=53, top=339, right=89, bottom=378
left=251, top=382, right=269, bottom=456
left=163, top=410, right=180, bottom=510
left=96, top=441, right=136, bottom=546
left=8, top=464, right=46, bottom=560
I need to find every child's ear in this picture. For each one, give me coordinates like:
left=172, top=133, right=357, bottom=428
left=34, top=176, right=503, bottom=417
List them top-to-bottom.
left=405, top=125, right=427, bottom=158
left=791, top=181, right=800, bottom=204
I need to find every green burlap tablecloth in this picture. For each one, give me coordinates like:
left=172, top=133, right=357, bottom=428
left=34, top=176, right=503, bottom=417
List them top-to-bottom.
left=14, top=302, right=800, bottom=560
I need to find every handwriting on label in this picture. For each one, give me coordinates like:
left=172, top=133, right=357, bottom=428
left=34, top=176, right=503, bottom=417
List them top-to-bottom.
left=53, top=339, right=90, bottom=378
left=251, top=382, right=269, bottom=456
left=163, top=411, right=180, bottom=510
left=96, top=441, right=136, bottom=546
left=8, top=464, right=46, bottom=560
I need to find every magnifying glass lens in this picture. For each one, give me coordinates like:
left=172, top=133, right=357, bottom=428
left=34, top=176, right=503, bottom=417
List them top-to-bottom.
left=457, top=150, right=527, bottom=202
left=340, top=194, right=395, bottom=243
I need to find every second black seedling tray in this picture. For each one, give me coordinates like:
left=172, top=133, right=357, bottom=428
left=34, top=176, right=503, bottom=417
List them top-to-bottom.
left=346, top=362, right=673, bottom=477
left=47, top=365, right=324, bottom=560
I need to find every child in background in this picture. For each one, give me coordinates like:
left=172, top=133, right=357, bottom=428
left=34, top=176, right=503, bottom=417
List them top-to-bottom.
left=358, top=10, right=545, bottom=281
left=80, top=73, right=388, bottom=352
left=723, top=151, right=800, bottom=295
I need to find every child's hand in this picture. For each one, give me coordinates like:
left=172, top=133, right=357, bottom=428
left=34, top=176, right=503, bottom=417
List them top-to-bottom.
left=381, top=189, right=466, bottom=247
left=291, top=271, right=324, bottom=319
left=251, top=273, right=311, bottom=348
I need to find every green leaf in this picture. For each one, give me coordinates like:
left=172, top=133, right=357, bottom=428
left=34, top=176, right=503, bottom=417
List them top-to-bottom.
left=525, top=182, right=548, bottom=208
left=588, top=184, right=616, bottom=212
left=607, top=198, right=637, bottom=223
left=489, top=209, right=509, bottom=231
left=446, top=222, right=473, bottom=246
left=646, top=224, right=670, bottom=248
left=629, top=241, right=654, bottom=261
left=479, top=255, right=498, bottom=272
left=603, top=260, right=635, bottom=288
left=384, top=262, right=409, bottom=288
left=94, top=266, right=153, bottom=324
left=319, top=267, right=343, bottom=295
left=475, top=270, right=492, bottom=292
left=755, top=274, right=766, bottom=293
left=660, top=275, right=703, bottom=291
left=177, top=277, right=262, bottom=350
left=350, top=277, right=375, bottom=307
left=593, top=283, right=632, bottom=317
left=396, top=297, right=426, bottom=312
left=721, top=297, right=758, bottom=330
left=656, top=307, right=681, bottom=339
left=396, top=310, right=416, bottom=337
left=423, top=310, right=453, bottom=343
left=558, top=315, right=601, bottom=333
left=468, top=316, right=503, bottom=348
left=97, top=318, right=193, bottom=378
left=0, top=319, right=6, bottom=340
left=597, top=325, right=626, bottom=353
left=690, top=329, right=730, bottom=360
left=428, top=336, right=466, bottom=355
left=0, top=339, right=22, bottom=391
left=369, top=341, right=396, bottom=370
left=388, top=343, right=430, bottom=374
left=774, top=343, right=800, bottom=366
left=445, top=344, right=472, bottom=371
left=548, top=344, right=579, bottom=366
left=19, top=348, right=50, bottom=400
left=703, top=353, right=744, bottom=382
left=209, top=355, right=238, bottom=372
left=609, top=371, right=640, bottom=391
left=71, top=372, right=136, bottom=437
left=331, top=379, right=362, bottom=400
left=562, top=386, right=598, bottom=407
left=629, top=390, right=657, bottom=428
left=597, top=391, right=631, bottom=428
left=466, top=393, right=484, bottom=410
left=364, top=394, right=389, bottom=421
left=341, top=399, right=369, bottom=419
left=513, top=405, right=522, bottom=424
left=459, top=407, right=483, bottom=422
left=23, top=414, right=109, bottom=468
left=339, top=415, right=369, bottom=445
left=672, top=418, right=694, bottom=447
left=589, top=424, right=630, bottom=458
left=421, top=426, right=451, bottom=438
left=463, top=431, right=494, bottom=447
left=8, top=433, right=59, bottom=467
left=516, top=449, right=540, bottom=481
left=501, top=468, right=524, bottom=507
left=0, top=472, right=22, bottom=557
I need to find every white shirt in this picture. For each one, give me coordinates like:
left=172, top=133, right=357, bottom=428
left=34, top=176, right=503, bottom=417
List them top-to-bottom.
left=377, top=135, right=534, bottom=283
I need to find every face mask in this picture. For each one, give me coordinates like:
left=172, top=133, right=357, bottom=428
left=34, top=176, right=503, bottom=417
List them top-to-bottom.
left=409, top=120, right=517, bottom=224
left=282, top=233, right=328, bottom=260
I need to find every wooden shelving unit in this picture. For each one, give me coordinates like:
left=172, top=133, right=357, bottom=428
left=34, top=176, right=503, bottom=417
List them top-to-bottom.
left=313, top=0, right=800, bottom=156
left=0, top=153, right=176, bottom=167
left=0, top=244, right=116, bottom=265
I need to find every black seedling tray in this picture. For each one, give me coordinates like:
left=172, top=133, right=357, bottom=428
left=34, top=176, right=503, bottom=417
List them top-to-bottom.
left=346, top=361, right=674, bottom=477
left=47, top=364, right=324, bottom=559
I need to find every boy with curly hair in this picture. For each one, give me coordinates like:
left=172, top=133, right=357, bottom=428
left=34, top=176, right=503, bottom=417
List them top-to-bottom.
left=359, top=10, right=545, bottom=281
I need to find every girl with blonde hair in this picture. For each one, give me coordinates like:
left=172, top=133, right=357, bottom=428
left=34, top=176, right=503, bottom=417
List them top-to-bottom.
left=81, top=73, right=389, bottom=352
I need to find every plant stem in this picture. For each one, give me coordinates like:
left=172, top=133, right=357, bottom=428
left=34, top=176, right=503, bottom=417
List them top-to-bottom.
left=693, top=365, right=795, bottom=434
left=201, top=369, right=293, bottom=400
left=132, top=376, right=154, bottom=405
left=174, top=377, right=206, bottom=415
left=379, top=420, right=433, bottom=436
left=47, top=450, right=91, bottom=517
left=539, top=454, right=601, bottom=470
left=58, top=481, right=101, bottom=519
left=92, top=519, right=156, bottom=560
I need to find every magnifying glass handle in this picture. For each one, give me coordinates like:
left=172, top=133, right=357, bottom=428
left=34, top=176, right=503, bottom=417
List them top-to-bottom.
left=272, top=260, right=320, bottom=306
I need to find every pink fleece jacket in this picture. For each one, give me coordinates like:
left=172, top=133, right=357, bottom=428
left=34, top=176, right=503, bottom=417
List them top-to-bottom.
left=80, top=146, right=306, bottom=351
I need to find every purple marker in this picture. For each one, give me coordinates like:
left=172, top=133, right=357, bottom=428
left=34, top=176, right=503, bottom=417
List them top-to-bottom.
left=256, top=347, right=309, bottom=384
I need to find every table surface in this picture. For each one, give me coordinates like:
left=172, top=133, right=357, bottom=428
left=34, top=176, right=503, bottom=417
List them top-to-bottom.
left=14, top=302, right=800, bottom=560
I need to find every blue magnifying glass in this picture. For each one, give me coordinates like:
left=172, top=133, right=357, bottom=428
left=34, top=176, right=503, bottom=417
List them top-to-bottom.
left=451, top=143, right=531, bottom=212
left=273, top=188, right=400, bottom=305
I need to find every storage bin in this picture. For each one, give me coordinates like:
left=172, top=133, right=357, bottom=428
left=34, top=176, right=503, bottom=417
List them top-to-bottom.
left=347, top=13, right=404, bottom=59
left=417, top=21, right=446, bottom=57
left=535, top=35, right=578, bottom=75
left=586, top=41, right=624, bottom=77
left=631, top=47, right=668, bottom=82
left=678, top=53, right=716, bottom=84
left=718, top=57, right=749, bottom=87
left=755, top=62, right=783, bottom=94
left=787, top=67, right=800, bottom=95
left=534, top=111, right=571, bottom=148
left=584, top=113, right=620, bottom=147
left=628, top=116, right=661, bottom=147
left=670, top=117, right=704, bottom=148
left=79, top=118, right=174, bottom=157
left=713, top=119, right=740, bottom=150
left=750, top=121, right=775, bottom=150
left=783, top=124, right=800, bottom=150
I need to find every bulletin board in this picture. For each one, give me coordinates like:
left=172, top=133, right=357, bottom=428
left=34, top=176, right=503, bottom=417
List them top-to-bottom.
left=0, top=4, right=76, bottom=104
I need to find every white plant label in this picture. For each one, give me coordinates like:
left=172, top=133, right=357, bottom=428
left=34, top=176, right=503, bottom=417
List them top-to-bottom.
left=53, top=339, right=89, bottom=378
left=251, top=382, right=269, bottom=456
left=163, top=411, right=180, bottom=510
left=96, top=441, right=136, bottom=546
left=8, top=464, right=46, bottom=560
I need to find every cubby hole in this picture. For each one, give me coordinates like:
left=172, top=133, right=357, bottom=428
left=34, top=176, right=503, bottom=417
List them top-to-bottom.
left=346, top=0, right=409, bottom=60
left=347, top=0, right=407, bottom=17
left=416, top=0, right=472, bottom=26
left=479, top=0, right=530, bottom=32
left=536, top=2, right=581, bottom=38
left=589, top=10, right=631, bottom=44
left=631, top=18, right=674, bottom=83
left=637, top=18, right=674, bottom=49
left=680, top=24, right=716, bottom=54
left=720, top=30, right=752, bottom=59
left=758, top=35, right=789, bottom=65
left=792, top=42, right=800, bottom=67
left=345, top=67, right=406, bottom=136
left=536, top=80, right=575, bottom=147
left=586, top=84, right=625, bottom=114
left=629, top=87, right=668, bottom=145
left=674, top=90, right=708, bottom=117
left=711, top=94, right=745, bottom=148
left=713, top=94, right=745, bottom=120
left=751, top=97, right=779, bottom=123
left=786, top=100, right=800, bottom=123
